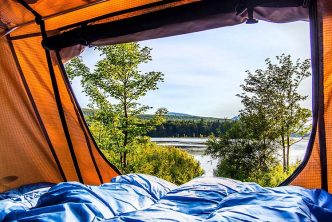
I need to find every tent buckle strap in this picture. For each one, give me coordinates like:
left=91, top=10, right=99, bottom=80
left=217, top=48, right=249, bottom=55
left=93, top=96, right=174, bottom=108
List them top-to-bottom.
left=235, top=1, right=258, bottom=24
left=246, top=7, right=258, bottom=24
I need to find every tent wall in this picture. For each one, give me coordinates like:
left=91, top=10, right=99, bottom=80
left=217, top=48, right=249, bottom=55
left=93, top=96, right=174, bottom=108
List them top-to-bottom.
left=289, top=0, right=332, bottom=192
left=319, top=0, right=332, bottom=192
left=322, top=1, right=332, bottom=193
left=0, top=35, right=119, bottom=192
left=0, top=37, right=61, bottom=191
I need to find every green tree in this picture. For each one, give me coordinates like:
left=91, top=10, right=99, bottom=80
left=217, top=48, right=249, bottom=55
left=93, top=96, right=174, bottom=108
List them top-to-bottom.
left=65, top=43, right=167, bottom=170
left=206, top=54, right=311, bottom=186
left=237, top=54, right=311, bottom=171
left=84, top=115, right=205, bottom=183
left=206, top=120, right=278, bottom=182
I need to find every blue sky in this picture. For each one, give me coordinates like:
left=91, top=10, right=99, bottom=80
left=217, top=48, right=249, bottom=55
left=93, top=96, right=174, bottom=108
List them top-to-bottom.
left=73, top=21, right=311, bottom=118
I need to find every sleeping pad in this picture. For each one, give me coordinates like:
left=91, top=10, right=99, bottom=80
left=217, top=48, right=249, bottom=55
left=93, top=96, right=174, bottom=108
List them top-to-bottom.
left=1, top=174, right=332, bottom=221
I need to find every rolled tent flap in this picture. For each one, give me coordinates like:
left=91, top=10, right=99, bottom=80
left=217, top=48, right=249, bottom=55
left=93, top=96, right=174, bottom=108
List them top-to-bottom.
left=42, top=2, right=309, bottom=50
left=91, top=6, right=309, bottom=47
left=254, top=7, right=309, bottom=23
left=58, top=45, right=86, bottom=64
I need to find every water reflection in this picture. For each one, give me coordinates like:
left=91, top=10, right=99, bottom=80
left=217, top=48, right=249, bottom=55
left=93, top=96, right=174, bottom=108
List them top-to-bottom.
left=152, top=138, right=308, bottom=176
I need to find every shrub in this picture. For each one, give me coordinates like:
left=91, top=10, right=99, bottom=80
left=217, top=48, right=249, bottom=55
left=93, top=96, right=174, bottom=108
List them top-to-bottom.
left=206, top=120, right=301, bottom=187
left=102, top=142, right=204, bottom=185
left=213, top=160, right=299, bottom=187
left=245, top=162, right=300, bottom=187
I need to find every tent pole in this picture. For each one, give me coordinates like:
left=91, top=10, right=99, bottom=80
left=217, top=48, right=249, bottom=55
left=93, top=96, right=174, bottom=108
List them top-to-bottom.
left=16, top=0, right=84, bottom=183
left=315, top=3, right=328, bottom=191
left=39, top=19, right=84, bottom=183
left=54, top=51, right=104, bottom=183
left=55, top=51, right=122, bottom=177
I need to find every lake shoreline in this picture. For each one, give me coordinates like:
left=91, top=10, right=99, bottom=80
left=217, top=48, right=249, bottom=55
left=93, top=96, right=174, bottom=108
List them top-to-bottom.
left=151, top=137, right=309, bottom=176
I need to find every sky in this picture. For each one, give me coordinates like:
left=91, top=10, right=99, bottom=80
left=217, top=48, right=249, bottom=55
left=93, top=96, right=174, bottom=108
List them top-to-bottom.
left=73, top=21, right=311, bottom=118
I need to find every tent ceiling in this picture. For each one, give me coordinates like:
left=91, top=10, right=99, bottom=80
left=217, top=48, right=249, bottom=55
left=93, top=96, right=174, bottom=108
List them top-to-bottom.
left=2, top=0, right=194, bottom=37
left=2, top=0, right=108, bottom=27
left=43, top=0, right=308, bottom=50
left=2, top=1, right=308, bottom=43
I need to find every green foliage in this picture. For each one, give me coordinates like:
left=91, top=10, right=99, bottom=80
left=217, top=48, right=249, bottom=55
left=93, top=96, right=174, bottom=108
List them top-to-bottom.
left=65, top=43, right=166, bottom=170
left=66, top=43, right=203, bottom=184
left=207, top=54, right=311, bottom=187
left=237, top=54, right=311, bottom=171
left=89, top=119, right=204, bottom=183
left=207, top=120, right=300, bottom=187
left=206, top=121, right=278, bottom=182
left=102, top=142, right=204, bottom=185
left=246, top=163, right=300, bottom=187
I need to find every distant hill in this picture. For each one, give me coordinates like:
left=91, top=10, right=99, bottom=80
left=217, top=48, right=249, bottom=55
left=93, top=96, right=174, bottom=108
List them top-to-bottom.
left=82, top=108, right=230, bottom=122
left=141, top=112, right=229, bottom=122
left=167, top=112, right=193, bottom=117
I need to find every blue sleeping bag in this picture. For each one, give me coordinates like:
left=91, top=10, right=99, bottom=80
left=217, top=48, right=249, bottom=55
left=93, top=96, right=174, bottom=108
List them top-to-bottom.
left=1, top=174, right=332, bottom=221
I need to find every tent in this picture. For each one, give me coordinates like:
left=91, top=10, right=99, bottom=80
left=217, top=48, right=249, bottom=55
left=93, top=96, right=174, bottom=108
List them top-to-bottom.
left=0, top=0, right=330, bottom=193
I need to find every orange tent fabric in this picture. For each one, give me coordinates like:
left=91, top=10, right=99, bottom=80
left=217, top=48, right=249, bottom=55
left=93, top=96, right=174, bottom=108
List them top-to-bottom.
left=0, top=0, right=330, bottom=193
left=286, top=0, right=332, bottom=193
left=0, top=34, right=120, bottom=192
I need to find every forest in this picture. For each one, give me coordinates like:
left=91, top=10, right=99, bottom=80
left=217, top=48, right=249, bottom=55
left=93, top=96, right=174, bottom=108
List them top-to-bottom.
left=147, top=119, right=234, bottom=137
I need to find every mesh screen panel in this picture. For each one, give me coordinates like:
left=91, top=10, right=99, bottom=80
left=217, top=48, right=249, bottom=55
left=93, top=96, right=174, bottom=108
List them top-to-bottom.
left=290, top=0, right=332, bottom=192
left=321, top=0, right=332, bottom=192
left=0, top=35, right=119, bottom=192
left=13, top=36, right=79, bottom=182
left=0, top=37, right=62, bottom=192
left=54, top=52, right=116, bottom=184
left=55, top=61, right=118, bottom=183
left=291, top=137, right=322, bottom=188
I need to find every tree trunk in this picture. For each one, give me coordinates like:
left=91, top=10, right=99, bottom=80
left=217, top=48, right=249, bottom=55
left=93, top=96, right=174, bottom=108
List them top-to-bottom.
left=123, top=93, right=129, bottom=169
left=98, top=125, right=101, bottom=144
left=123, top=127, right=128, bottom=169
left=281, top=134, right=286, bottom=171
left=286, top=135, right=290, bottom=171
left=123, top=151, right=127, bottom=170
left=120, top=153, right=123, bottom=168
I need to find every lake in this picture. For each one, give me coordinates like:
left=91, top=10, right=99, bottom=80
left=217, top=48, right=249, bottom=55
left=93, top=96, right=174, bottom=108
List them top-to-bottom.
left=151, top=137, right=309, bottom=176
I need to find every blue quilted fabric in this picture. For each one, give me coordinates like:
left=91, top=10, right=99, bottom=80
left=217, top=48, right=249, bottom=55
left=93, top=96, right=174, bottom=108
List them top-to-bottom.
left=1, top=174, right=332, bottom=222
